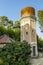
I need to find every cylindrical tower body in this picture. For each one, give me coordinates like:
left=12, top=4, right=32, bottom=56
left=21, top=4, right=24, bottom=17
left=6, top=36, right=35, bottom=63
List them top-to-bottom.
left=20, top=7, right=38, bottom=57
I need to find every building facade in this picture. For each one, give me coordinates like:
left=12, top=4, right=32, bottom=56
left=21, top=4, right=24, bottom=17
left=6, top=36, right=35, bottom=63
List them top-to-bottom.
left=20, top=7, right=38, bottom=57
left=0, top=34, right=15, bottom=48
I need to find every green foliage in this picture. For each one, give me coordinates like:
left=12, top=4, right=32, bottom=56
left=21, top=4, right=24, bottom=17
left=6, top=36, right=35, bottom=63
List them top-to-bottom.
left=38, top=10, right=43, bottom=27
left=0, top=16, right=13, bottom=28
left=0, top=16, right=20, bottom=41
left=1, top=16, right=8, bottom=26
left=1, top=16, right=8, bottom=21
left=8, top=20, right=13, bottom=28
left=13, top=20, right=20, bottom=41
left=14, top=21, right=20, bottom=27
left=0, top=25, right=20, bottom=41
left=0, top=26, right=7, bottom=35
left=6, top=28, right=15, bottom=39
left=14, top=29, right=20, bottom=41
left=37, top=35, right=43, bottom=52
left=0, top=42, right=31, bottom=65
left=0, top=57, right=3, bottom=64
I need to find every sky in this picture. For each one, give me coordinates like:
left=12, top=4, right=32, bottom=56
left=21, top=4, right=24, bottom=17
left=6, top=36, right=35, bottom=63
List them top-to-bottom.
left=0, top=0, right=43, bottom=38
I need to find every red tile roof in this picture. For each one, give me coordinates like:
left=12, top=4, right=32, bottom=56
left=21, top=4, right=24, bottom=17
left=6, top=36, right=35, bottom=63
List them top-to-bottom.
left=0, top=34, right=15, bottom=44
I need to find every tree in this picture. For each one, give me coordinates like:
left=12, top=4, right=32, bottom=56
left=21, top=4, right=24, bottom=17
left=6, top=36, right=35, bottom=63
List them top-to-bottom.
left=37, top=10, right=43, bottom=32
left=0, top=16, right=13, bottom=28
left=0, top=16, right=20, bottom=41
left=1, top=16, right=8, bottom=26
left=8, top=20, right=13, bottom=28
left=13, top=21, right=20, bottom=41
left=14, top=21, right=20, bottom=27
left=0, top=25, right=7, bottom=35
left=0, top=25, right=20, bottom=41
left=6, top=28, right=15, bottom=39
left=14, top=29, right=20, bottom=41
left=37, top=35, right=43, bottom=52
left=0, top=42, right=31, bottom=65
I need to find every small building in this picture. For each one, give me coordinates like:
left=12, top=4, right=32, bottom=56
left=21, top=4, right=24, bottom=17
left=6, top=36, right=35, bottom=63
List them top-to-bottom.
left=0, top=34, right=15, bottom=48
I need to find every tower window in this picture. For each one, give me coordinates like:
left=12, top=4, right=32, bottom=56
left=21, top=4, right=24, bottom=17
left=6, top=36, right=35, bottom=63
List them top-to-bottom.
left=32, top=29, right=35, bottom=33
left=32, top=30, right=34, bottom=32
left=26, top=32, right=28, bottom=35
left=33, top=46, right=36, bottom=56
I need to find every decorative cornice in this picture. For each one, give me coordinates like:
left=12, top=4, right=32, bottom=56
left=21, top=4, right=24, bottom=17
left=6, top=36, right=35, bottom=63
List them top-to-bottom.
left=20, top=15, right=36, bottom=21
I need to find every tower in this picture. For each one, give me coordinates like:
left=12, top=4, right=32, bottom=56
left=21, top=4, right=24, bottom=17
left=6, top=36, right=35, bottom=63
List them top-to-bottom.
left=20, top=7, right=38, bottom=57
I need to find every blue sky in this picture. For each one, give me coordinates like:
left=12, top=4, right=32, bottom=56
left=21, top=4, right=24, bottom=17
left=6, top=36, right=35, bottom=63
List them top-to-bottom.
left=0, top=0, right=43, bottom=38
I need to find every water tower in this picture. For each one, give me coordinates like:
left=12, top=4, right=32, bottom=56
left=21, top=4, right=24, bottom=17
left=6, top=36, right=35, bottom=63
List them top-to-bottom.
left=20, top=7, right=38, bottom=57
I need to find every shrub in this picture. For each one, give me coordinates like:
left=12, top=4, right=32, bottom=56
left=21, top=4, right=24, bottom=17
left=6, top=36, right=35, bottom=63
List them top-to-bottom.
left=0, top=42, right=31, bottom=65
